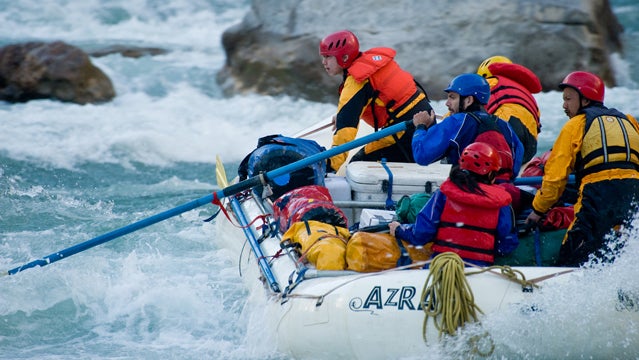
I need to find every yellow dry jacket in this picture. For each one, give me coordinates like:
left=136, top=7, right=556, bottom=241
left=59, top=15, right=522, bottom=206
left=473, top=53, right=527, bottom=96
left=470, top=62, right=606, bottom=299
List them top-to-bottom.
left=532, top=105, right=639, bottom=215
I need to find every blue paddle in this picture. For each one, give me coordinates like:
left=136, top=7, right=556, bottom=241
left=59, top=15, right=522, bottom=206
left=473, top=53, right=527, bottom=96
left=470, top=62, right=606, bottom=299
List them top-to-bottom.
left=3, top=118, right=564, bottom=277
left=2, top=120, right=412, bottom=276
left=513, top=175, right=574, bottom=186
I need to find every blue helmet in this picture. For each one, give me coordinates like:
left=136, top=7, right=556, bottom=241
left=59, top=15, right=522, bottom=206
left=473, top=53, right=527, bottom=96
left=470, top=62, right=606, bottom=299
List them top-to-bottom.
left=444, top=73, right=491, bottom=104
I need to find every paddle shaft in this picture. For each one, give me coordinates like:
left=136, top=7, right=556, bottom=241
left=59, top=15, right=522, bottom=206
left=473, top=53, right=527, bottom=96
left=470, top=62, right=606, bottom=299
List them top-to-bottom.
left=6, top=118, right=565, bottom=276
left=5, top=120, right=410, bottom=276
left=296, top=121, right=333, bottom=139
left=513, top=175, right=574, bottom=186
left=6, top=195, right=215, bottom=275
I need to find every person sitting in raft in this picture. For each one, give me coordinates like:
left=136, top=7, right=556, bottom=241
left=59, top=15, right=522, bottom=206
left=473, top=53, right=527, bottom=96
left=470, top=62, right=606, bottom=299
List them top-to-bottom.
left=319, top=30, right=432, bottom=173
left=477, top=55, right=542, bottom=163
left=525, top=71, right=639, bottom=267
left=409, top=73, right=527, bottom=213
left=410, top=73, right=523, bottom=182
left=389, top=142, right=519, bottom=267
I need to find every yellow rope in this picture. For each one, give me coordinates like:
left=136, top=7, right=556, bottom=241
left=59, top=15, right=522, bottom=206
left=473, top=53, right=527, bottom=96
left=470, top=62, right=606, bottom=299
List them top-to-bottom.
left=421, top=252, right=483, bottom=341
left=464, top=264, right=537, bottom=289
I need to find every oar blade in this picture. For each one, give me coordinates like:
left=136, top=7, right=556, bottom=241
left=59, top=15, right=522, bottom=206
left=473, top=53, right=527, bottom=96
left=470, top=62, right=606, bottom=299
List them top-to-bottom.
left=215, top=155, right=230, bottom=187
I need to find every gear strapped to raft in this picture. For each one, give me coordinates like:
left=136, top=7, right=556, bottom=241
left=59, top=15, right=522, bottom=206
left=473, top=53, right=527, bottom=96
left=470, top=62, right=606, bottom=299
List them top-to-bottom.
left=238, top=134, right=327, bottom=200
left=272, top=185, right=348, bottom=233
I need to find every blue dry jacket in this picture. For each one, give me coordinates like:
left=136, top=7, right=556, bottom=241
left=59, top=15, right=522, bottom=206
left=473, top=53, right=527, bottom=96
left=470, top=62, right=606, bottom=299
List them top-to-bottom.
left=411, top=111, right=524, bottom=179
left=394, top=189, right=519, bottom=267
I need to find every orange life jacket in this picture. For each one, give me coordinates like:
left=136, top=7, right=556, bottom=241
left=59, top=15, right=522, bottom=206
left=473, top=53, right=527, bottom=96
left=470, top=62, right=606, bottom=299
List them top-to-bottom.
left=347, top=47, right=423, bottom=130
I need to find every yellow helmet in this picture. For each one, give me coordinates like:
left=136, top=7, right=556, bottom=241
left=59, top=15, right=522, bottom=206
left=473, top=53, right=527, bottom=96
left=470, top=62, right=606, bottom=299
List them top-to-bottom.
left=477, top=55, right=512, bottom=77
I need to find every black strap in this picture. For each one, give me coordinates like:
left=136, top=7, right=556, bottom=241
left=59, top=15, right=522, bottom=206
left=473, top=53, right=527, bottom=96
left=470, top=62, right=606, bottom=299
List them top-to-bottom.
left=389, top=88, right=424, bottom=120
left=371, top=90, right=381, bottom=132
left=578, top=161, right=639, bottom=179
left=303, top=220, right=311, bottom=235
left=439, top=221, right=497, bottom=235
left=395, top=237, right=412, bottom=267
left=433, top=239, right=495, bottom=255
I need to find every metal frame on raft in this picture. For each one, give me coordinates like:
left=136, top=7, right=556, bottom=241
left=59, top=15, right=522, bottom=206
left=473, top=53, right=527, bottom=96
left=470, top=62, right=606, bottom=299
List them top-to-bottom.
left=220, top=146, right=575, bottom=299
left=226, top=185, right=372, bottom=298
left=226, top=193, right=281, bottom=292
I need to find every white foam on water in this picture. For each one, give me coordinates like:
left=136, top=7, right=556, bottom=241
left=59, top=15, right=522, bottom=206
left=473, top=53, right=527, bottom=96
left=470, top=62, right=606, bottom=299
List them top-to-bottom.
left=2, top=0, right=639, bottom=359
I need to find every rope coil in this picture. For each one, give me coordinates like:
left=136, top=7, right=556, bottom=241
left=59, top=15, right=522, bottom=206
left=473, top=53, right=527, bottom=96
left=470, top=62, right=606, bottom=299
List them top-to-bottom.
left=421, top=253, right=482, bottom=340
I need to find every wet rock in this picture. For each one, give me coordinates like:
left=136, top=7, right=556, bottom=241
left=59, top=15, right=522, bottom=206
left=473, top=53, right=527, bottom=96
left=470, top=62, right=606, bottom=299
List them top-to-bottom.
left=218, top=0, right=623, bottom=102
left=0, top=41, right=116, bottom=104
left=88, top=45, right=169, bottom=58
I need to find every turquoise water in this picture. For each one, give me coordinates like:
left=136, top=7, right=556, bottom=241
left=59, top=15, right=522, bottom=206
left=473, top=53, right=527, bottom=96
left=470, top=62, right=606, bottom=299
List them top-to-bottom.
left=1, top=1, right=639, bottom=359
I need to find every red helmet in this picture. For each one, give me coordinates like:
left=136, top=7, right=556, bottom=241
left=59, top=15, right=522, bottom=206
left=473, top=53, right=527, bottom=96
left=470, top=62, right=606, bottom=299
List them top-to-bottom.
left=319, top=30, right=360, bottom=68
left=559, top=71, right=605, bottom=103
left=459, top=142, right=501, bottom=176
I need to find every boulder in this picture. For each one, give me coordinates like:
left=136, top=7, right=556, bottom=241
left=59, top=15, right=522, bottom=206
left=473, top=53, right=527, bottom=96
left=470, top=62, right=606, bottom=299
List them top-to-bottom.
left=217, top=0, right=623, bottom=102
left=0, top=41, right=116, bottom=104
left=88, top=45, right=169, bottom=58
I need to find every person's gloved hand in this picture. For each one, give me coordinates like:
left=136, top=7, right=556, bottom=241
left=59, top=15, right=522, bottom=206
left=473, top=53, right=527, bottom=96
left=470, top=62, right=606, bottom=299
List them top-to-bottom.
left=412, top=110, right=436, bottom=128
left=525, top=210, right=543, bottom=225
left=388, top=221, right=401, bottom=236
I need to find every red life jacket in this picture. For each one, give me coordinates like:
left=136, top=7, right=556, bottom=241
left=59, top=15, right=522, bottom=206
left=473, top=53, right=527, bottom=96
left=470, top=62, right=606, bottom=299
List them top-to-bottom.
left=348, top=47, right=422, bottom=130
left=486, top=62, right=541, bottom=132
left=468, top=112, right=515, bottom=182
left=521, top=150, right=552, bottom=181
left=433, top=180, right=512, bottom=264
left=272, top=185, right=348, bottom=232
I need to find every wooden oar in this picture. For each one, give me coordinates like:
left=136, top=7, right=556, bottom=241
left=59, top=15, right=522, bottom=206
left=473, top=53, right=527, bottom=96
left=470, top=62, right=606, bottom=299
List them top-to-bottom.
left=295, top=114, right=444, bottom=139
left=295, top=121, right=333, bottom=139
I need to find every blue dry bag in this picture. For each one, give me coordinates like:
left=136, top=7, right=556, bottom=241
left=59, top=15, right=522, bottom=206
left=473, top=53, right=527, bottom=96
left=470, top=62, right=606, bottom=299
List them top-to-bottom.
left=238, top=134, right=326, bottom=199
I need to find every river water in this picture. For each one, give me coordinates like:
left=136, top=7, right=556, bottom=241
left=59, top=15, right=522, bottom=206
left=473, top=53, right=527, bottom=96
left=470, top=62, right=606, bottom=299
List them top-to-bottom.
left=1, top=0, right=639, bottom=359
